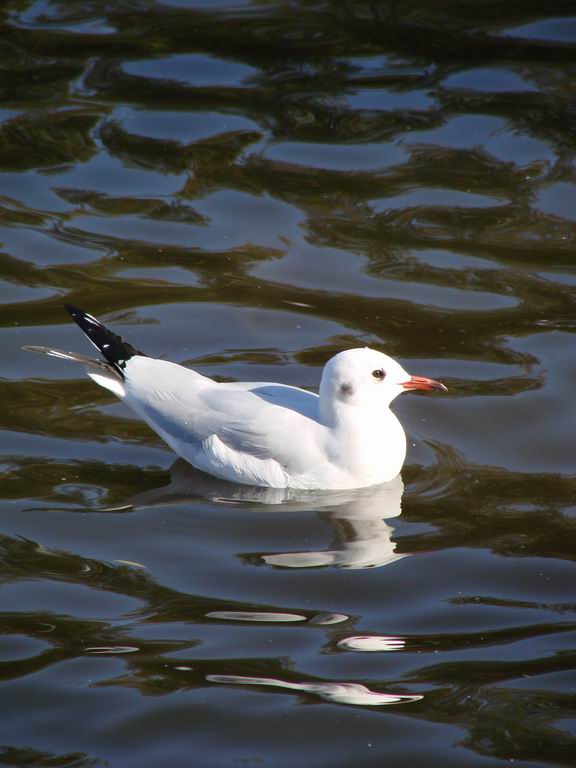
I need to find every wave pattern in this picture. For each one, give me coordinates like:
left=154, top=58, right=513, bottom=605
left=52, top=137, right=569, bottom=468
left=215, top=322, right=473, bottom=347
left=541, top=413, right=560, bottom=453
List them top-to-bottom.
left=1, top=2, right=576, bottom=767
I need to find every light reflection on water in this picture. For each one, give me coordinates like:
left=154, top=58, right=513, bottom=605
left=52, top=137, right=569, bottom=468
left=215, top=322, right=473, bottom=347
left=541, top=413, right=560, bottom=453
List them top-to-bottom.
left=206, top=674, right=423, bottom=706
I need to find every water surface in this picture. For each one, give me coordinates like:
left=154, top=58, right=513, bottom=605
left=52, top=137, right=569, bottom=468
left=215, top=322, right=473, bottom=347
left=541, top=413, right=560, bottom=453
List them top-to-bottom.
left=1, top=2, right=575, bottom=766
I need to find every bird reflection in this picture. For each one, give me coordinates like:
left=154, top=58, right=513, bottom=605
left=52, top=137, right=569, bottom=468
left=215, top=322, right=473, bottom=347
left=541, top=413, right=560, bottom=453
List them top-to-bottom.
left=129, top=460, right=408, bottom=570
left=206, top=674, right=421, bottom=706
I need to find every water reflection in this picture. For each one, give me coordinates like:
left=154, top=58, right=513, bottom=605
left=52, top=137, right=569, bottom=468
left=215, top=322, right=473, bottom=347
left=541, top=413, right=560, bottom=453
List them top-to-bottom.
left=130, top=460, right=407, bottom=570
left=0, top=532, right=423, bottom=711
left=0, top=533, right=351, bottom=634
left=206, top=610, right=348, bottom=624
left=337, top=635, right=406, bottom=652
left=206, top=674, right=422, bottom=706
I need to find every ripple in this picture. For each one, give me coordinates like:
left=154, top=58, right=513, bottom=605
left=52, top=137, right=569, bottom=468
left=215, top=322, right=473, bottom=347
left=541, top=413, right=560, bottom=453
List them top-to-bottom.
left=12, top=1, right=116, bottom=33
left=504, top=17, right=576, bottom=43
left=123, top=54, right=258, bottom=87
left=443, top=68, right=537, bottom=93
left=346, top=88, right=434, bottom=111
left=115, top=108, right=261, bottom=143
left=405, top=114, right=506, bottom=149
left=263, top=141, right=406, bottom=171
left=536, top=182, right=576, bottom=221
left=372, top=188, right=504, bottom=211
left=252, top=248, right=518, bottom=310
left=0, top=282, right=58, bottom=305
left=206, top=611, right=307, bottom=623
left=308, top=613, right=350, bottom=625
left=0, top=633, right=51, bottom=661
left=337, top=635, right=406, bottom=652
left=84, top=646, right=139, bottom=654
left=207, top=675, right=422, bottom=706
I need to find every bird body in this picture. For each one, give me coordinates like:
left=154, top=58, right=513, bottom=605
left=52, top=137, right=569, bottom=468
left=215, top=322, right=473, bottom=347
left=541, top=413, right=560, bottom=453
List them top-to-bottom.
left=25, top=306, right=446, bottom=490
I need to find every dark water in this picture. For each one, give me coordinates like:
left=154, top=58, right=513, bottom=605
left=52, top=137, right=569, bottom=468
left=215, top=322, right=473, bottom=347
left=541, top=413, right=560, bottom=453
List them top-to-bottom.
left=1, top=1, right=576, bottom=766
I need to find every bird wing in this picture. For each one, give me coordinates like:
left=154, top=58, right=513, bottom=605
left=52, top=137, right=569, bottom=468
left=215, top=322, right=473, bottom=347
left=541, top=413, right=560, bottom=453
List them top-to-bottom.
left=122, top=358, right=324, bottom=475
left=201, top=387, right=319, bottom=469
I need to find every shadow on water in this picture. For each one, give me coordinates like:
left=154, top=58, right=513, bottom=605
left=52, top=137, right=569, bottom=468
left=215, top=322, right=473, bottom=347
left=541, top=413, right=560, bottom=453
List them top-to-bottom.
left=1, top=0, right=576, bottom=766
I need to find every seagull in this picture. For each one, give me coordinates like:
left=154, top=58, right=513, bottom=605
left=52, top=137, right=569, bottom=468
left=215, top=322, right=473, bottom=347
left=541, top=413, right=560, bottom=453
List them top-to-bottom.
left=24, top=305, right=446, bottom=490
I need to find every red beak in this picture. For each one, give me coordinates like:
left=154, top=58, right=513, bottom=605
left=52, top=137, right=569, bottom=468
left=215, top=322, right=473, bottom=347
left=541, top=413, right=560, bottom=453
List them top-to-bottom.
left=402, top=375, right=447, bottom=392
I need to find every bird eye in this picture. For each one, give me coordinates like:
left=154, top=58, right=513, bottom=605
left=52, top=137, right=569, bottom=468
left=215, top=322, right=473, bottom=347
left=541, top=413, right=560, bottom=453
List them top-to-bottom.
left=372, top=369, right=385, bottom=380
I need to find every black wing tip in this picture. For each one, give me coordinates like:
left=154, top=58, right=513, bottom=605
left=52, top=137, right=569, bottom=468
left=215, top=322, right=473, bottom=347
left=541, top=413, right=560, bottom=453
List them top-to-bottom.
left=63, top=303, right=147, bottom=374
left=64, top=304, right=94, bottom=323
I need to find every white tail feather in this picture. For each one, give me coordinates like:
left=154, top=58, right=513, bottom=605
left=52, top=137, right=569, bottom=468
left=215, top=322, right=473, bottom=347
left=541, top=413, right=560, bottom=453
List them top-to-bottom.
left=23, top=345, right=125, bottom=397
left=87, top=371, right=125, bottom=397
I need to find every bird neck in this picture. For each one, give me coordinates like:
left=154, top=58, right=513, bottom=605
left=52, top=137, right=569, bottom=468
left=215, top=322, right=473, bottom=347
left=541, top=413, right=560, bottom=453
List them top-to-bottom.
left=319, top=392, right=390, bottom=429
left=320, top=399, right=407, bottom=484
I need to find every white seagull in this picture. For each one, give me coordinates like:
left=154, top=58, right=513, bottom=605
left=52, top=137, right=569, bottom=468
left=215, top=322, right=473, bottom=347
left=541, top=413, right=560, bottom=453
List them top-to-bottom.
left=25, top=305, right=446, bottom=490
